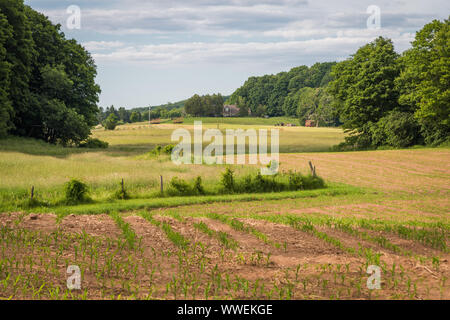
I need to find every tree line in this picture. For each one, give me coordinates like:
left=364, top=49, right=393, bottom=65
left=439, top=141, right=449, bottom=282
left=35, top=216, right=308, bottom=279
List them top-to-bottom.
left=0, top=0, right=101, bottom=145
left=227, top=18, right=448, bottom=148
left=329, top=18, right=449, bottom=148
left=227, top=62, right=337, bottom=123
left=184, top=94, right=224, bottom=117
left=97, top=105, right=184, bottom=130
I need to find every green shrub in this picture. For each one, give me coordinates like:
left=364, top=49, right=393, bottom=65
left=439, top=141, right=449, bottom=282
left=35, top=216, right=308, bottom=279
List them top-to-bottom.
left=376, top=111, right=421, bottom=148
left=104, top=114, right=118, bottom=130
left=419, top=118, right=449, bottom=146
left=79, top=137, right=109, bottom=149
left=149, top=144, right=175, bottom=156
left=163, top=144, right=175, bottom=155
left=221, top=168, right=235, bottom=193
left=166, top=169, right=326, bottom=198
left=222, top=169, right=325, bottom=194
left=288, top=171, right=304, bottom=190
left=238, top=172, right=284, bottom=193
left=302, top=175, right=326, bottom=189
left=193, top=176, right=205, bottom=195
left=167, top=177, right=193, bottom=196
left=64, top=179, right=90, bottom=204
left=113, top=180, right=130, bottom=200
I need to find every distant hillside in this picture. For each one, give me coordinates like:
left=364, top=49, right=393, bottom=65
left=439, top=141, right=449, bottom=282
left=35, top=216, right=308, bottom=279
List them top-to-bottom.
left=227, top=62, right=336, bottom=117
left=131, top=96, right=230, bottom=113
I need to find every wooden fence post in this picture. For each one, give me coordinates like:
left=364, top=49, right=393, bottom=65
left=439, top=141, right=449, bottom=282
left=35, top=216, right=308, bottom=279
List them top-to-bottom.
left=309, top=161, right=316, bottom=177
left=160, top=176, right=164, bottom=194
left=31, top=186, right=34, bottom=201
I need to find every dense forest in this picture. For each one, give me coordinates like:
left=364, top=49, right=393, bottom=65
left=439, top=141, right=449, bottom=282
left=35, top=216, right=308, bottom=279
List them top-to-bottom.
left=0, top=0, right=100, bottom=145
left=227, top=62, right=336, bottom=120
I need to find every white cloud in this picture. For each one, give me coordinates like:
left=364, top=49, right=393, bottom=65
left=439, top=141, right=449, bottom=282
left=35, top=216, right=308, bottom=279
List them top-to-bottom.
left=38, top=0, right=449, bottom=38
left=92, top=30, right=415, bottom=66
left=82, top=41, right=125, bottom=51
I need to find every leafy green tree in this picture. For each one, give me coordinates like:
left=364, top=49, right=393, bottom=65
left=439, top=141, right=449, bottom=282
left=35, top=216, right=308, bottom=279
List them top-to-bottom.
left=0, top=0, right=35, bottom=137
left=0, top=3, right=101, bottom=144
left=0, top=12, right=13, bottom=137
left=397, top=18, right=450, bottom=145
left=329, top=37, right=401, bottom=145
left=59, top=39, right=101, bottom=127
left=228, top=62, right=335, bottom=117
left=40, top=64, right=73, bottom=101
left=267, top=72, right=290, bottom=116
left=296, top=87, right=339, bottom=127
left=297, top=87, right=321, bottom=125
left=282, top=89, right=301, bottom=117
left=317, top=89, right=340, bottom=127
left=184, top=93, right=223, bottom=117
left=211, top=93, right=224, bottom=116
left=184, top=94, right=204, bottom=116
left=237, top=96, right=249, bottom=117
left=41, top=99, right=90, bottom=145
left=255, top=105, right=267, bottom=117
left=118, top=107, right=130, bottom=123
left=168, top=109, right=182, bottom=119
left=130, top=111, right=140, bottom=123
left=370, top=111, right=421, bottom=148
left=104, top=113, right=119, bottom=130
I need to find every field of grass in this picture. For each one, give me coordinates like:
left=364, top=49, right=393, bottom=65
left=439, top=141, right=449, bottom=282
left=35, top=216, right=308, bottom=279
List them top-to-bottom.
left=0, top=119, right=449, bottom=300
left=92, top=119, right=346, bottom=154
left=0, top=121, right=345, bottom=211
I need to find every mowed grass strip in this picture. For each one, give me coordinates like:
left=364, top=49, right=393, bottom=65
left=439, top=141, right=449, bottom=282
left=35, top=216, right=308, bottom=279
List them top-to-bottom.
left=24, top=184, right=362, bottom=216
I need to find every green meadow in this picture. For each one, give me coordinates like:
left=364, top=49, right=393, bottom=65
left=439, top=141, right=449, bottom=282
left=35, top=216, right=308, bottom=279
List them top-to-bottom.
left=0, top=119, right=346, bottom=212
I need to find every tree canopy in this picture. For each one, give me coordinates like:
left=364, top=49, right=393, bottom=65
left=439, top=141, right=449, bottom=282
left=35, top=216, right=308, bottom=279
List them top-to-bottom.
left=0, top=1, right=101, bottom=144
left=329, top=18, right=449, bottom=149
left=397, top=18, right=450, bottom=145
left=228, top=62, right=336, bottom=117
left=184, top=93, right=224, bottom=117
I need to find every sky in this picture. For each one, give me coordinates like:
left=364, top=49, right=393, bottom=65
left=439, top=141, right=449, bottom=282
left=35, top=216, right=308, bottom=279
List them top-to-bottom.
left=25, top=0, right=450, bottom=109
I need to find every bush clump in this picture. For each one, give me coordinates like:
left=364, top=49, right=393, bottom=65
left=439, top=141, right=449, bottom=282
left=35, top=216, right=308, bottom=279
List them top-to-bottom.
left=104, top=114, right=118, bottom=131
left=79, top=138, right=109, bottom=149
left=150, top=144, right=175, bottom=156
left=221, top=168, right=235, bottom=193
left=165, top=169, right=326, bottom=198
left=221, top=170, right=325, bottom=194
left=167, top=176, right=206, bottom=196
left=193, top=177, right=206, bottom=195
left=64, top=179, right=91, bottom=204
left=113, top=180, right=130, bottom=200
